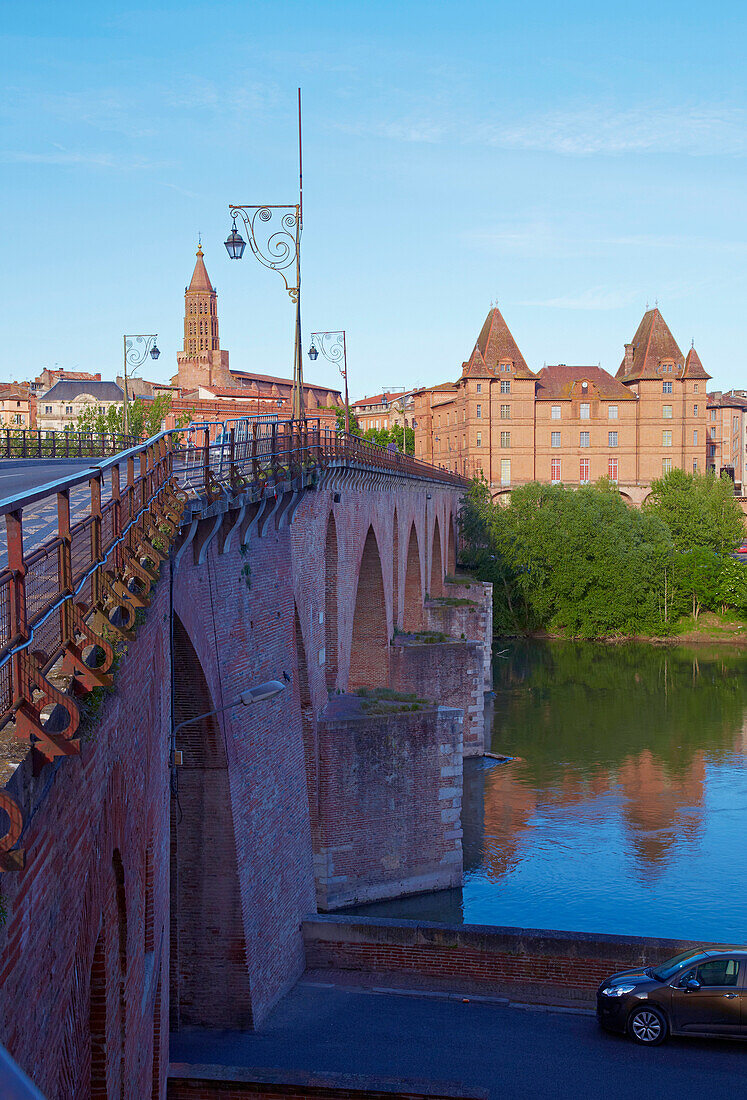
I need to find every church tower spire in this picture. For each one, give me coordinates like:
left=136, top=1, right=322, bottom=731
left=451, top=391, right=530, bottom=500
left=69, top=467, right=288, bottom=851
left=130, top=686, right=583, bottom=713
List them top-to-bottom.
left=174, top=244, right=231, bottom=390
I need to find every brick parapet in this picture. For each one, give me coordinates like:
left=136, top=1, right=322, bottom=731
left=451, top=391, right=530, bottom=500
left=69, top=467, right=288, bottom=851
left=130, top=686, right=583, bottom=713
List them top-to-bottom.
left=0, top=581, right=171, bottom=1099
left=302, top=916, right=735, bottom=1007
left=168, top=1063, right=486, bottom=1098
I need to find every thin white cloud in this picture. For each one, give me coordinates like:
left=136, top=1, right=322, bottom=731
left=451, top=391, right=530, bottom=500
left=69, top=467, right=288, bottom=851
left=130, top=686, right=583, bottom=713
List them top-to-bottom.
left=347, top=103, right=747, bottom=157
left=1, top=149, right=162, bottom=169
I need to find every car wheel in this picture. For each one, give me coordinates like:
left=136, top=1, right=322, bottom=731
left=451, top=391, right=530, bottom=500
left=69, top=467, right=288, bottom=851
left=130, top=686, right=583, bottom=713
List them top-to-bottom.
left=628, top=1006, right=667, bottom=1046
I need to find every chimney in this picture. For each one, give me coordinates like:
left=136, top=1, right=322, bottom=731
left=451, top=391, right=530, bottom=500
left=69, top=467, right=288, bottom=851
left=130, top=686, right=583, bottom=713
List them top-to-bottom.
left=623, top=344, right=634, bottom=375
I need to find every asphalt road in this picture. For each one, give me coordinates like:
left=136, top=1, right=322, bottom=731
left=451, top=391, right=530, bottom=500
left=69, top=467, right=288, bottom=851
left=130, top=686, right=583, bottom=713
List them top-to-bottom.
left=0, top=458, right=119, bottom=502
left=170, top=983, right=746, bottom=1099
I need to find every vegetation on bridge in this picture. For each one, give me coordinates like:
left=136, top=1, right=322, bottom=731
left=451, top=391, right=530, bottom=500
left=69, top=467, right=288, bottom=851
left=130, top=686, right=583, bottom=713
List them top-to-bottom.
left=459, top=471, right=747, bottom=638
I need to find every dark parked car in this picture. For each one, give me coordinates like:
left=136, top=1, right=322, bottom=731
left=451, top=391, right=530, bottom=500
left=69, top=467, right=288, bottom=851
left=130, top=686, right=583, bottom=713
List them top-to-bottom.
left=597, top=948, right=747, bottom=1045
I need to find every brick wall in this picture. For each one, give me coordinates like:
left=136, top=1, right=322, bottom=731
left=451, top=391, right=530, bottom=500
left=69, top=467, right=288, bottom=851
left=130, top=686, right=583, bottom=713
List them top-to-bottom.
left=423, top=580, right=493, bottom=693
left=0, top=581, right=171, bottom=1100
left=390, top=640, right=484, bottom=756
left=314, top=697, right=463, bottom=910
left=302, top=916, right=733, bottom=1007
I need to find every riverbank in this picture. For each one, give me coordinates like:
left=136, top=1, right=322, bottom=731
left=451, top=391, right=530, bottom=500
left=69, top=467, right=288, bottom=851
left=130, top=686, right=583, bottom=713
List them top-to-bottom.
left=505, top=610, right=747, bottom=648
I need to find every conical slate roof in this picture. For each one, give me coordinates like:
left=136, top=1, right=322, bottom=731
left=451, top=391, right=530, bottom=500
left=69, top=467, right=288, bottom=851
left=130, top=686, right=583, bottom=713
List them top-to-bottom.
left=188, top=246, right=214, bottom=293
left=462, top=307, right=534, bottom=379
left=617, top=308, right=684, bottom=380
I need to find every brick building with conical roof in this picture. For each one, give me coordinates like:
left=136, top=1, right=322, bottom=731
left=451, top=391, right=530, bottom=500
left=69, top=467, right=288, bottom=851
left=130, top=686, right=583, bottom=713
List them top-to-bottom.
left=412, top=306, right=711, bottom=501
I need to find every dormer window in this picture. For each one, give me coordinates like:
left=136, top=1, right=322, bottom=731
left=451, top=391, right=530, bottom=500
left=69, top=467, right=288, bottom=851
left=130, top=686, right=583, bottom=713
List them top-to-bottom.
left=499, top=362, right=512, bottom=373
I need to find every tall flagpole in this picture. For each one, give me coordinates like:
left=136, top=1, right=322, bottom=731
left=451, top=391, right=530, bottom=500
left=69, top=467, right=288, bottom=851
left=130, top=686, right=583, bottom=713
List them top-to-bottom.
left=293, top=88, right=305, bottom=421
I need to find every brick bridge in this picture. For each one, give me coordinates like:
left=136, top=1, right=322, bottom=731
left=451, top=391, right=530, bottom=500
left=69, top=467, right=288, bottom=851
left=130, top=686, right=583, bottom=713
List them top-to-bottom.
left=0, top=421, right=491, bottom=1098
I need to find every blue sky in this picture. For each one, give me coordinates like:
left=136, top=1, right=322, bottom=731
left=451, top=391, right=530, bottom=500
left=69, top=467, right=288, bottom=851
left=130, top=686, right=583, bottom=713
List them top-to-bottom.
left=2, top=1, right=746, bottom=397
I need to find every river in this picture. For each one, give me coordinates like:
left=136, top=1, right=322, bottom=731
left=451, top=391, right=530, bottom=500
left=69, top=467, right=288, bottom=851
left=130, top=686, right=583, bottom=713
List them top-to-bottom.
left=348, top=640, right=747, bottom=941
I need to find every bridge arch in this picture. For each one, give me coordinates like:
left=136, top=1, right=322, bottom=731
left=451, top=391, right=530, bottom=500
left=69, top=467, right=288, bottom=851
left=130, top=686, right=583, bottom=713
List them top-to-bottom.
left=392, top=507, right=399, bottom=629
left=324, top=513, right=338, bottom=691
left=447, top=514, right=457, bottom=576
left=430, top=515, right=444, bottom=598
left=402, top=523, right=424, bottom=632
left=349, top=525, right=389, bottom=689
left=170, top=613, right=251, bottom=1030
left=89, top=926, right=107, bottom=1099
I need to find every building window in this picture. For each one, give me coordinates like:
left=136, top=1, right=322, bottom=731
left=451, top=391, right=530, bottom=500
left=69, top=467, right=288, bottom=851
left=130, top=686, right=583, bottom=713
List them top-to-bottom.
left=500, top=380, right=511, bottom=394
left=663, top=381, right=673, bottom=393
left=476, top=383, right=482, bottom=393
left=694, top=384, right=699, bottom=393
left=580, top=403, right=590, bottom=420
left=476, top=404, right=482, bottom=419
left=500, top=404, right=510, bottom=419
left=45, top=405, right=52, bottom=413
left=551, top=405, right=561, bottom=420
left=608, top=405, right=618, bottom=419
left=662, top=405, right=673, bottom=418
left=693, top=405, right=698, bottom=416
left=65, top=406, right=73, bottom=415
left=710, top=409, right=716, bottom=421
left=662, top=430, right=672, bottom=447
left=693, top=430, right=698, bottom=445
left=500, top=431, right=511, bottom=448
left=551, top=431, right=561, bottom=448
left=580, top=431, right=590, bottom=448
left=608, top=431, right=618, bottom=447
left=476, top=432, right=481, bottom=447
left=662, top=457, right=672, bottom=474
left=551, top=458, right=561, bottom=483
left=579, top=458, right=590, bottom=483
left=608, top=458, right=618, bottom=482
left=500, top=459, right=511, bottom=484
left=693, top=459, right=699, bottom=472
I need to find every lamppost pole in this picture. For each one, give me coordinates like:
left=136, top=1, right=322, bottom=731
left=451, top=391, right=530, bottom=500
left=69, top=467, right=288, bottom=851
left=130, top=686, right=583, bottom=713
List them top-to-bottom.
left=225, top=89, right=305, bottom=421
left=308, top=331, right=350, bottom=434
left=123, top=334, right=160, bottom=437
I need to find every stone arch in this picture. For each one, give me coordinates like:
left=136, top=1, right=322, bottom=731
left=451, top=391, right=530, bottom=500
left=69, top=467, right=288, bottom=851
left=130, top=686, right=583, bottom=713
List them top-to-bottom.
left=324, top=513, right=338, bottom=691
left=447, top=514, right=457, bottom=576
left=430, top=516, right=444, bottom=598
left=402, top=523, right=424, bottom=632
left=349, top=526, right=389, bottom=688
left=170, top=614, right=251, bottom=1030
left=112, top=849, right=127, bottom=1100
left=89, top=928, right=107, bottom=1100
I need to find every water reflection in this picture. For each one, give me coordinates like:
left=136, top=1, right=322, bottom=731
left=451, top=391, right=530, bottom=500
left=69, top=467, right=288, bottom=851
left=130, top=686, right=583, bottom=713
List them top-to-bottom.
left=351, top=641, right=747, bottom=940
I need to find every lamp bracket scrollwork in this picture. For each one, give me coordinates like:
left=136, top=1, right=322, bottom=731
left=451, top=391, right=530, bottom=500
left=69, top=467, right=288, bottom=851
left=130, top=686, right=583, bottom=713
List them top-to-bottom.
left=229, top=205, right=301, bottom=302
left=310, top=331, right=346, bottom=376
left=124, top=334, right=158, bottom=371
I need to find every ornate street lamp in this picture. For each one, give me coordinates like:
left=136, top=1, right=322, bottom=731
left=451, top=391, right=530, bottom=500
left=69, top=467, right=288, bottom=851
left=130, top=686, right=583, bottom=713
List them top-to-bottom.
left=225, top=90, right=305, bottom=421
left=308, top=331, right=350, bottom=434
left=123, top=334, right=160, bottom=436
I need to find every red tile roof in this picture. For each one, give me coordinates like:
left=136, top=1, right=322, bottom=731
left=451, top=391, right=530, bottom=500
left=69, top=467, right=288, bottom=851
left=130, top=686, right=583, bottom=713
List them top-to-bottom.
left=462, top=307, right=534, bottom=379
left=617, top=309, right=685, bottom=381
left=683, top=345, right=710, bottom=380
left=536, top=365, right=637, bottom=400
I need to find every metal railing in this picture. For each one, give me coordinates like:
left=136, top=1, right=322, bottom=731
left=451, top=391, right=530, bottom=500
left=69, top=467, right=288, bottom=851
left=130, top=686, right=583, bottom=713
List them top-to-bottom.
left=179, top=418, right=468, bottom=495
left=0, top=428, right=136, bottom=460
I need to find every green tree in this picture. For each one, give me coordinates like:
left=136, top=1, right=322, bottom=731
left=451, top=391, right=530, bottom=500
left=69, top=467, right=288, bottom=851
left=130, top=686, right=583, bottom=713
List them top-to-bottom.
left=646, top=468, right=745, bottom=554
left=674, top=548, right=723, bottom=620
left=718, top=558, right=747, bottom=615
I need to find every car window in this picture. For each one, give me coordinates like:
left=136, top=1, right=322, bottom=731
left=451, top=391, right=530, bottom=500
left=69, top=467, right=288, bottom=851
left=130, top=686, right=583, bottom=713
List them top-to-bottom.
left=654, top=951, right=711, bottom=981
left=694, top=959, right=740, bottom=987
